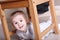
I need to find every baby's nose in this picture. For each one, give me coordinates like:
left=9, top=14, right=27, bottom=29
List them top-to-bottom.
left=18, top=23, right=22, bottom=26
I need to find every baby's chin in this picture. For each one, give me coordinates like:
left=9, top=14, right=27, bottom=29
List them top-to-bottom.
left=18, top=28, right=27, bottom=32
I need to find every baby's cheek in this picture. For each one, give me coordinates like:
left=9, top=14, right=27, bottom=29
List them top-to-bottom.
left=23, top=21, right=26, bottom=24
left=14, top=24, right=18, bottom=29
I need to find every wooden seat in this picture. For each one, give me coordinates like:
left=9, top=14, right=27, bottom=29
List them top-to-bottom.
left=0, top=0, right=59, bottom=40
left=0, top=0, right=27, bottom=3
left=0, top=0, right=26, bottom=2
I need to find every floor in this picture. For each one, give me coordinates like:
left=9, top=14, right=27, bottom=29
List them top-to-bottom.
left=43, top=34, right=60, bottom=40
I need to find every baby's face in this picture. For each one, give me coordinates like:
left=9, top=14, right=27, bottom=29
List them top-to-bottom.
left=12, top=14, right=27, bottom=32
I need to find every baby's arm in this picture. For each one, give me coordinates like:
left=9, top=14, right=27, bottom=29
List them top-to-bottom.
left=29, top=23, right=35, bottom=40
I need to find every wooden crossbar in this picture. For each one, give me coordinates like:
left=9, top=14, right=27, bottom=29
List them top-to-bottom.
left=32, top=0, right=49, bottom=5
left=1, top=1, right=28, bottom=9
left=41, top=24, right=54, bottom=37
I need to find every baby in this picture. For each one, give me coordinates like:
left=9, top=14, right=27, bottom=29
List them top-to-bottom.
left=10, top=11, right=34, bottom=40
left=10, top=11, right=54, bottom=40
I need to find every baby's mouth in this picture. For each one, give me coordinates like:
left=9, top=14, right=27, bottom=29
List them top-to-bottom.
left=19, top=26, right=23, bottom=29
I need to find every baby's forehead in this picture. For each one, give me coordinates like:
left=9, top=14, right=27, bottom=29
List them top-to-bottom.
left=10, top=12, right=27, bottom=21
left=12, top=12, right=24, bottom=18
left=13, top=12, right=24, bottom=16
left=12, top=13, right=26, bottom=19
left=12, top=14, right=26, bottom=22
left=13, top=15, right=23, bottom=21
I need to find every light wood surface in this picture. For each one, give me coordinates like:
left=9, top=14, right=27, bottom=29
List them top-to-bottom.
left=0, top=0, right=26, bottom=2
left=28, top=0, right=41, bottom=40
left=31, top=0, right=49, bottom=5
left=49, top=0, right=59, bottom=34
left=1, top=1, right=28, bottom=9
left=0, top=5, right=10, bottom=40
left=41, top=24, right=54, bottom=37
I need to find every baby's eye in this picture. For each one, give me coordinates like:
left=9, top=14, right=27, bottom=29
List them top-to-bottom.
left=20, top=20, right=23, bottom=22
left=15, top=22, right=17, bottom=24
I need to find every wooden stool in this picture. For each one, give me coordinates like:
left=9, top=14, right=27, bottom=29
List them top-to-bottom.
left=0, top=0, right=59, bottom=40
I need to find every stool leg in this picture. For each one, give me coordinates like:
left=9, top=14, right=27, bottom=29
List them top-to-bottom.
left=28, top=0, right=41, bottom=40
left=49, top=0, right=59, bottom=34
left=0, top=5, right=10, bottom=40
